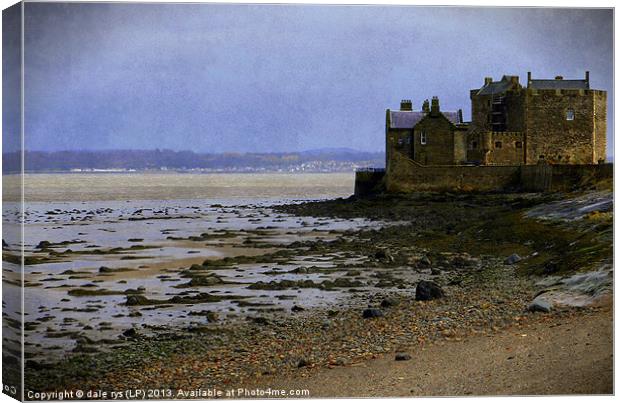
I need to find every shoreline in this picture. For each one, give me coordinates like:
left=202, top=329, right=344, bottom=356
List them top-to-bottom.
left=14, top=189, right=614, bottom=397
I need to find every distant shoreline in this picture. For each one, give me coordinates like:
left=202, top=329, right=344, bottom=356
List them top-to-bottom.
left=5, top=170, right=359, bottom=175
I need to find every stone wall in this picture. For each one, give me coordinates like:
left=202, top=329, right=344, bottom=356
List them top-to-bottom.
left=524, top=89, right=598, bottom=165
left=593, top=91, right=607, bottom=163
left=413, top=115, right=456, bottom=165
left=386, top=129, right=413, bottom=171
left=484, top=131, right=525, bottom=165
left=377, top=151, right=613, bottom=194
left=385, top=151, right=521, bottom=192
left=521, top=163, right=613, bottom=192
left=354, top=170, right=386, bottom=196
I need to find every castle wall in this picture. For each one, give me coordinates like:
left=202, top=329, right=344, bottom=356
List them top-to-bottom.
left=524, top=89, right=599, bottom=164
left=593, top=91, right=607, bottom=163
left=412, top=116, right=455, bottom=165
left=386, top=129, right=413, bottom=170
left=453, top=129, right=468, bottom=164
left=485, top=132, right=525, bottom=165
left=379, top=151, right=613, bottom=194
left=385, top=151, right=521, bottom=192
left=354, top=170, right=386, bottom=196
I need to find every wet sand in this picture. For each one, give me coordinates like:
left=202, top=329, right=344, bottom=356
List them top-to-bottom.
left=255, top=306, right=612, bottom=396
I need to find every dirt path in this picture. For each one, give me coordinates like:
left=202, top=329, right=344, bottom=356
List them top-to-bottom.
left=249, top=307, right=613, bottom=397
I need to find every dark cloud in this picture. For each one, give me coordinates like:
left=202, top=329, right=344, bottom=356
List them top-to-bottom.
left=10, top=4, right=613, bottom=155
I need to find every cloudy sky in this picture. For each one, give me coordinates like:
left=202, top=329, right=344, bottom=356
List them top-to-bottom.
left=3, top=3, right=614, bottom=154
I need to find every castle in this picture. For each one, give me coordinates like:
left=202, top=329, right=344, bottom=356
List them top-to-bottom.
left=356, top=72, right=610, bottom=195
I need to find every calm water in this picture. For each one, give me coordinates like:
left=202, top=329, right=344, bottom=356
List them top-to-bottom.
left=3, top=172, right=355, bottom=202
left=3, top=173, right=426, bottom=362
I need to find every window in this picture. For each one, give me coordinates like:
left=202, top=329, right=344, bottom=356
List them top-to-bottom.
left=566, top=109, right=575, bottom=120
left=420, top=131, right=427, bottom=145
left=397, top=138, right=404, bottom=146
left=469, top=141, right=478, bottom=150
left=495, top=141, right=502, bottom=149
left=515, top=141, right=523, bottom=149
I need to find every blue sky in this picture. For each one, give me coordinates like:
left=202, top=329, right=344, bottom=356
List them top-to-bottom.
left=3, top=4, right=614, bottom=155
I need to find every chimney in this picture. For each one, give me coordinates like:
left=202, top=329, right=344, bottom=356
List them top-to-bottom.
left=527, top=71, right=532, bottom=87
left=585, top=71, right=590, bottom=86
left=555, top=75, right=564, bottom=80
left=484, top=77, right=493, bottom=85
left=430, top=96, right=440, bottom=115
left=400, top=99, right=412, bottom=111
left=422, top=99, right=430, bottom=113
left=457, top=109, right=463, bottom=124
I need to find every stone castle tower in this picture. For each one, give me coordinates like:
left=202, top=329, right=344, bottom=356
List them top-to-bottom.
left=385, top=71, right=607, bottom=169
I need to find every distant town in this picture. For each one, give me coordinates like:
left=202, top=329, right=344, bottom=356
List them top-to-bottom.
left=3, top=149, right=384, bottom=174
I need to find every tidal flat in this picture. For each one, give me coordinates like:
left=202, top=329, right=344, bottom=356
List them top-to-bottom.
left=2, top=173, right=612, bottom=396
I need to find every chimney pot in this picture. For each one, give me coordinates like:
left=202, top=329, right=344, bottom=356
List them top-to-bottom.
left=555, top=75, right=563, bottom=80
left=484, top=77, right=493, bottom=85
left=430, top=96, right=440, bottom=114
left=400, top=99, right=412, bottom=111
left=422, top=99, right=430, bottom=113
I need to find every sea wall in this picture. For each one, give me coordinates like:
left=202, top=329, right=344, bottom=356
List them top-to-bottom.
left=362, top=152, right=612, bottom=194
left=354, top=169, right=386, bottom=196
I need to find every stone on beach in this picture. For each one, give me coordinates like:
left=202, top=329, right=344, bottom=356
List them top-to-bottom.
left=415, top=280, right=445, bottom=301
left=362, top=308, right=384, bottom=318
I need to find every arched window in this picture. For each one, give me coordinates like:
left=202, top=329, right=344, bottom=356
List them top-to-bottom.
left=420, top=131, right=427, bottom=145
left=494, top=141, right=502, bottom=149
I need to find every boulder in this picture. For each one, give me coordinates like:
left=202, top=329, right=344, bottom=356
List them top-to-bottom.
left=374, top=249, right=395, bottom=263
left=504, top=254, right=522, bottom=265
left=418, top=256, right=432, bottom=268
left=415, top=280, right=444, bottom=301
left=380, top=297, right=399, bottom=308
left=527, top=297, right=552, bottom=313
left=362, top=308, right=384, bottom=319
left=122, top=328, right=138, bottom=338
left=395, top=353, right=412, bottom=361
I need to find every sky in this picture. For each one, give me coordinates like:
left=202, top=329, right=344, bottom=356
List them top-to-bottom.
left=2, top=3, right=614, bottom=155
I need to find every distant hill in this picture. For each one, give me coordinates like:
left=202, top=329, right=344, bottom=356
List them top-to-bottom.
left=2, top=149, right=385, bottom=173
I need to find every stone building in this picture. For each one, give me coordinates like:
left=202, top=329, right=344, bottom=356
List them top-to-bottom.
left=385, top=71, right=607, bottom=171
left=385, top=98, right=466, bottom=167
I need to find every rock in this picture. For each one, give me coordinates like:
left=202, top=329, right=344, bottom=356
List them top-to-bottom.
left=36, top=240, right=51, bottom=249
left=374, top=249, right=394, bottom=263
left=504, top=254, right=522, bottom=265
left=418, top=256, right=432, bottom=267
left=431, top=268, right=441, bottom=275
left=415, top=280, right=444, bottom=301
left=125, top=295, right=151, bottom=306
left=380, top=297, right=399, bottom=308
left=527, top=297, right=552, bottom=313
left=291, top=305, right=305, bottom=312
left=362, top=308, right=384, bottom=318
left=206, top=311, right=219, bottom=322
left=251, top=317, right=270, bottom=325
left=122, top=328, right=138, bottom=338
left=395, top=353, right=412, bottom=361
left=297, top=358, right=310, bottom=368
